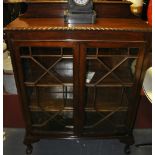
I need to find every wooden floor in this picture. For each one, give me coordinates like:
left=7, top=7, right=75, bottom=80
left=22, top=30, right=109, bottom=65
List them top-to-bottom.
left=3, top=128, right=152, bottom=155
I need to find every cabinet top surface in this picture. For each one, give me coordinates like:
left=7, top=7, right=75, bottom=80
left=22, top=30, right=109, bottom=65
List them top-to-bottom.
left=3, top=0, right=132, bottom=3
left=4, top=18, right=151, bottom=32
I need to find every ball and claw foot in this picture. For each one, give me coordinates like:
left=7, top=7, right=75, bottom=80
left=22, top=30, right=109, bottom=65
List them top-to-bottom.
left=26, top=144, right=33, bottom=155
left=124, top=145, right=131, bottom=154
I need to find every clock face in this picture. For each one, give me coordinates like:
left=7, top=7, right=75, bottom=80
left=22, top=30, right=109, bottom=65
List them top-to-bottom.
left=73, top=0, right=89, bottom=6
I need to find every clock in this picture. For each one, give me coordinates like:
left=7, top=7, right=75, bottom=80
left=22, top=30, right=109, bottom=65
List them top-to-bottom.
left=64, top=0, right=96, bottom=24
left=73, top=0, right=89, bottom=6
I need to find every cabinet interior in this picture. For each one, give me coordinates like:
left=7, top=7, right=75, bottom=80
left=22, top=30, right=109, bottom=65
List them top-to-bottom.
left=18, top=45, right=139, bottom=134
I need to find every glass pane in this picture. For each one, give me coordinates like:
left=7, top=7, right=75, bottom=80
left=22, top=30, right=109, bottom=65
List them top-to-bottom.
left=20, top=46, right=74, bottom=133
left=20, top=47, right=73, bottom=85
left=31, top=47, right=62, bottom=56
left=84, top=47, right=139, bottom=135
left=98, top=48, right=128, bottom=55
left=86, top=56, right=137, bottom=86
left=27, top=86, right=73, bottom=111
left=86, top=87, right=128, bottom=111
left=31, top=111, right=73, bottom=132
left=84, top=111, right=128, bottom=134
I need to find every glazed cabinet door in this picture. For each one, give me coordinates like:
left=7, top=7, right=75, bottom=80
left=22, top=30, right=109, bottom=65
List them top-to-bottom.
left=11, top=41, right=79, bottom=136
left=79, top=42, right=145, bottom=137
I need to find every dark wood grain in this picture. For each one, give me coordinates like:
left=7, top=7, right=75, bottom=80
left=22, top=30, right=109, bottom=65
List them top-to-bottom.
left=19, top=1, right=133, bottom=18
left=4, top=2, right=152, bottom=154
left=5, top=18, right=151, bottom=32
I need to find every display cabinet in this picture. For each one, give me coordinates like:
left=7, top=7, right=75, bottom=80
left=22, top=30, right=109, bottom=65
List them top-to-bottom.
left=4, top=1, right=151, bottom=154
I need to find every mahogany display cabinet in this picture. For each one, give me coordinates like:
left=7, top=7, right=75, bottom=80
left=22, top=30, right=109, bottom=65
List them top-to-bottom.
left=4, top=0, right=151, bottom=154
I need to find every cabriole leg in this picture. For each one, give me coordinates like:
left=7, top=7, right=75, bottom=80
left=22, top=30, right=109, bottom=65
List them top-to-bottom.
left=119, top=134, right=134, bottom=154
left=26, top=144, right=33, bottom=155
left=124, top=144, right=131, bottom=154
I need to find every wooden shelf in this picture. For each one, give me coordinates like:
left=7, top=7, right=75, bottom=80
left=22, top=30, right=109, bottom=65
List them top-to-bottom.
left=25, top=83, right=73, bottom=87
left=27, top=86, right=73, bottom=112
left=86, top=86, right=129, bottom=112
left=29, top=101, right=73, bottom=112
left=85, top=106, right=128, bottom=112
